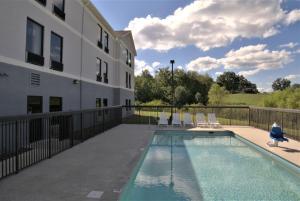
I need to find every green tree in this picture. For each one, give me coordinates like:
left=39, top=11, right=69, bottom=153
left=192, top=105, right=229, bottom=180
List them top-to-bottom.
left=134, top=70, right=155, bottom=103
left=217, top=72, right=258, bottom=93
left=272, top=78, right=291, bottom=91
left=208, top=84, right=228, bottom=105
left=174, top=86, right=189, bottom=107
left=195, top=92, right=203, bottom=105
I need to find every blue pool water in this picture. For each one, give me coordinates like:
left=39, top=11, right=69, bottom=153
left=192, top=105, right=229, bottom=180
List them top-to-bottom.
left=120, top=131, right=300, bottom=201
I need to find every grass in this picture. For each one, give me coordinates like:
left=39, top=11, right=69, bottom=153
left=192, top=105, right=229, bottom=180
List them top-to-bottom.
left=223, top=93, right=268, bottom=106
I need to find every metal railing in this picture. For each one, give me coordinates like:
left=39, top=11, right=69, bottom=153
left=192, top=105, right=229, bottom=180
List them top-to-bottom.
left=0, top=105, right=299, bottom=180
left=122, top=105, right=300, bottom=141
left=0, top=106, right=122, bottom=180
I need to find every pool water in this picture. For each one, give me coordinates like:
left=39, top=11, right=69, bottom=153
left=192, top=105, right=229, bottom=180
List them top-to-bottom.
left=120, top=131, right=300, bottom=201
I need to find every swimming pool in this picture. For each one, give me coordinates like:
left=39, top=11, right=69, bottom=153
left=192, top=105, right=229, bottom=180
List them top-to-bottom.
left=120, top=131, right=300, bottom=201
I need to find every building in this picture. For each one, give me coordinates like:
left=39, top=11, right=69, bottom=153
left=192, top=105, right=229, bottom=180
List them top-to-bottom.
left=0, top=0, right=136, bottom=116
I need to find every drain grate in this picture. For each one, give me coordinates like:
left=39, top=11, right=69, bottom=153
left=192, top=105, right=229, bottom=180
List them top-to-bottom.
left=86, top=191, right=103, bottom=199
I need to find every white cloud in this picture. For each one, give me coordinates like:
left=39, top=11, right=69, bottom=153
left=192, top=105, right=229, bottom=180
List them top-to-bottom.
left=127, top=0, right=300, bottom=52
left=279, top=42, right=298, bottom=49
left=187, top=44, right=293, bottom=77
left=187, top=56, right=220, bottom=73
left=135, top=60, right=162, bottom=75
left=152, top=61, right=160, bottom=68
left=177, top=65, right=184, bottom=70
left=215, top=72, right=223, bottom=76
left=285, top=74, right=300, bottom=80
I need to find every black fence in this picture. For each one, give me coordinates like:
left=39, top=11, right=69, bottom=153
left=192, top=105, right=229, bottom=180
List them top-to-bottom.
left=0, top=105, right=299, bottom=180
left=122, top=105, right=300, bottom=141
left=0, top=106, right=122, bottom=180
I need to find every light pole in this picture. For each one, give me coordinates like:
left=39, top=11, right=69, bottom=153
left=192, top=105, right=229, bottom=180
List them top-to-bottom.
left=170, top=60, right=175, bottom=124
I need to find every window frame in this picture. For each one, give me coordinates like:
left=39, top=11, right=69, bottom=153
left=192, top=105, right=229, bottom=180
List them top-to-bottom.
left=25, top=17, right=45, bottom=57
left=98, top=24, right=103, bottom=48
left=50, top=31, right=63, bottom=63
left=104, top=31, right=109, bottom=53
left=96, top=57, right=102, bottom=82
left=103, top=61, right=108, bottom=83
left=49, top=96, right=63, bottom=112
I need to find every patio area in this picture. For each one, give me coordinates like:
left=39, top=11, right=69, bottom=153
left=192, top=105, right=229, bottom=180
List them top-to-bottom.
left=0, top=124, right=299, bottom=201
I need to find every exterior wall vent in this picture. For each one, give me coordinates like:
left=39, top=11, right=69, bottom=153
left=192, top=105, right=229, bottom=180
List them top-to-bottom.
left=31, top=73, right=40, bottom=86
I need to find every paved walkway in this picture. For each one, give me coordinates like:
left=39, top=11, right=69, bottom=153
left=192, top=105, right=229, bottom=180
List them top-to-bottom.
left=0, top=124, right=153, bottom=201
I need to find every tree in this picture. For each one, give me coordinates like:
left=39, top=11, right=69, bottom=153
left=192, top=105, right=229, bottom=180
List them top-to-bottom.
left=134, top=70, right=155, bottom=103
left=216, top=72, right=258, bottom=93
left=216, top=72, right=240, bottom=93
left=272, top=78, right=291, bottom=91
left=292, top=83, right=300, bottom=89
left=208, top=84, right=228, bottom=105
left=174, top=86, right=189, bottom=107
left=195, top=92, right=203, bottom=105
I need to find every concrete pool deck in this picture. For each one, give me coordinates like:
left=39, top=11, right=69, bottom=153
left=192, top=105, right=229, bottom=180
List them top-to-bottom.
left=0, top=124, right=299, bottom=201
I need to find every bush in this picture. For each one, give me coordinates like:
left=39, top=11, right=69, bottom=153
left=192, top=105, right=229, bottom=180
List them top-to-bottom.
left=263, top=88, right=300, bottom=109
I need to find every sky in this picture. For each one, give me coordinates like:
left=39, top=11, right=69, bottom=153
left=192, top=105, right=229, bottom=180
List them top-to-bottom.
left=91, top=0, right=300, bottom=92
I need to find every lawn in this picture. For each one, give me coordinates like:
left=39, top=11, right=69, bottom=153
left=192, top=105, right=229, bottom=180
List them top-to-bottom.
left=223, top=93, right=267, bottom=106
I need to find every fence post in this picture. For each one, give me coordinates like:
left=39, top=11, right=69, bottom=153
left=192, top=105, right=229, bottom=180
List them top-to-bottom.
left=248, top=107, right=251, bottom=126
left=229, top=108, right=232, bottom=126
left=102, top=109, right=105, bottom=132
left=267, top=110, right=270, bottom=131
left=80, top=112, right=83, bottom=142
left=281, top=112, right=284, bottom=130
left=70, top=115, right=74, bottom=147
left=48, top=118, right=52, bottom=158
left=15, top=121, right=19, bottom=173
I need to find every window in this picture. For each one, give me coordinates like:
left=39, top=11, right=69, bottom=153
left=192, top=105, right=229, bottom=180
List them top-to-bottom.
left=35, top=0, right=46, bottom=6
left=53, top=0, right=65, bottom=20
left=26, top=18, right=44, bottom=66
left=98, top=25, right=103, bottom=49
left=104, top=31, right=109, bottom=53
left=50, top=32, right=63, bottom=71
left=126, top=49, right=129, bottom=65
left=129, top=52, right=132, bottom=67
left=96, top=58, right=102, bottom=82
left=103, top=61, right=108, bottom=83
left=126, top=72, right=128, bottom=88
left=129, top=74, right=131, bottom=89
left=27, top=96, right=43, bottom=114
left=49, top=97, right=62, bottom=112
left=96, top=98, right=102, bottom=108
left=103, top=98, right=108, bottom=107
left=125, top=99, right=128, bottom=111
left=129, top=99, right=131, bottom=111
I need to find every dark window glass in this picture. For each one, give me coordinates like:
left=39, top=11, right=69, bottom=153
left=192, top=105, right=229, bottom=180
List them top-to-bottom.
left=53, top=0, right=64, bottom=11
left=26, top=19, right=43, bottom=56
left=99, top=25, right=102, bottom=43
left=104, top=31, right=109, bottom=50
left=51, top=32, right=63, bottom=63
left=126, top=49, right=129, bottom=64
left=129, top=52, right=132, bottom=66
left=96, top=58, right=102, bottom=82
left=103, top=62, right=108, bottom=83
left=129, top=74, right=131, bottom=88
left=27, top=96, right=43, bottom=114
left=49, top=97, right=62, bottom=112
left=96, top=98, right=102, bottom=108
left=103, top=99, right=108, bottom=107
left=125, top=99, right=128, bottom=111
left=129, top=99, right=131, bottom=110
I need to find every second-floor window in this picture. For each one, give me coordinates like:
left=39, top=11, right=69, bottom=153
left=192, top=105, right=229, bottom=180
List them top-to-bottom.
left=53, top=0, right=65, bottom=20
left=26, top=18, right=44, bottom=66
left=98, top=25, right=103, bottom=49
left=104, top=31, right=109, bottom=53
left=50, top=32, right=63, bottom=71
left=126, top=49, right=132, bottom=67
left=96, top=58, right=102, bottom=82
left=103, top=62, right=108, bottom=83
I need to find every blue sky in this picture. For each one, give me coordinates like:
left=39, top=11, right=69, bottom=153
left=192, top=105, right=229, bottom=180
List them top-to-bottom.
left=91, top=0, right=300, bottom=92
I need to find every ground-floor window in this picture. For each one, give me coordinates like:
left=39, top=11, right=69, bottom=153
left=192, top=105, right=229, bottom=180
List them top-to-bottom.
left=27, top=96, right=43, bottom=114
left=49, top=97, right=62, bottom=112
left=103, top=98, right=108, bottom=107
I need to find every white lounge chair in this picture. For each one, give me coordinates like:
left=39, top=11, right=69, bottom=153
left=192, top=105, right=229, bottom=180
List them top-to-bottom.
left=158, top=112, right=168, bottom=127
left=172, top=113, right=181, bottom=127
left=183, top=113, right=194, bottom=127
left=196, top=113, right=208, bottom=127
left=208, top=113, right=221, bottom=128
